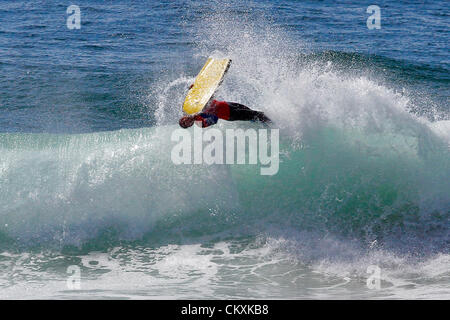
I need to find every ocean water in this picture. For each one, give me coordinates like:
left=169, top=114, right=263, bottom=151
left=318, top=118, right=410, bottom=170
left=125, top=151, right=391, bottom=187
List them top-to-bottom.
left=0, top=0, right=449, bottom=299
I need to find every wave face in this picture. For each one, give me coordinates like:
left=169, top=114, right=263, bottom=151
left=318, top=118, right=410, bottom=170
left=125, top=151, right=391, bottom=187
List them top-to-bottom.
left=0, top=128, right=240, bottom=248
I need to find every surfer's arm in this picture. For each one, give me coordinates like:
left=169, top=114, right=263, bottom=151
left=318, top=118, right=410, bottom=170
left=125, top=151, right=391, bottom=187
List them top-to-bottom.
left=194, top=114, right=218, bottom=128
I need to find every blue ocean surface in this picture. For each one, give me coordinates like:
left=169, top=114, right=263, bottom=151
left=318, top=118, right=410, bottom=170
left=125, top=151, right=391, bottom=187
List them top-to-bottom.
left=0, top=0, right=449, bottom=299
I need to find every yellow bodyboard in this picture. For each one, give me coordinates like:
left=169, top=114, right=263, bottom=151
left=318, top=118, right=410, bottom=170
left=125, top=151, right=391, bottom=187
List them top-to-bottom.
left=183, top=58, right=231, bottom=114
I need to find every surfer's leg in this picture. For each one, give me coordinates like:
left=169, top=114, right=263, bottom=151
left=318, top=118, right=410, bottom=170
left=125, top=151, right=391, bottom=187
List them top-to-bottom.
left=228, top=103, right=271, bottom=123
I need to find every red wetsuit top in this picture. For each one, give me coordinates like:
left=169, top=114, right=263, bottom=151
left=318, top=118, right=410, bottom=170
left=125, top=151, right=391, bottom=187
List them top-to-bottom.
left=193, top=100, right=230, bottom=127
